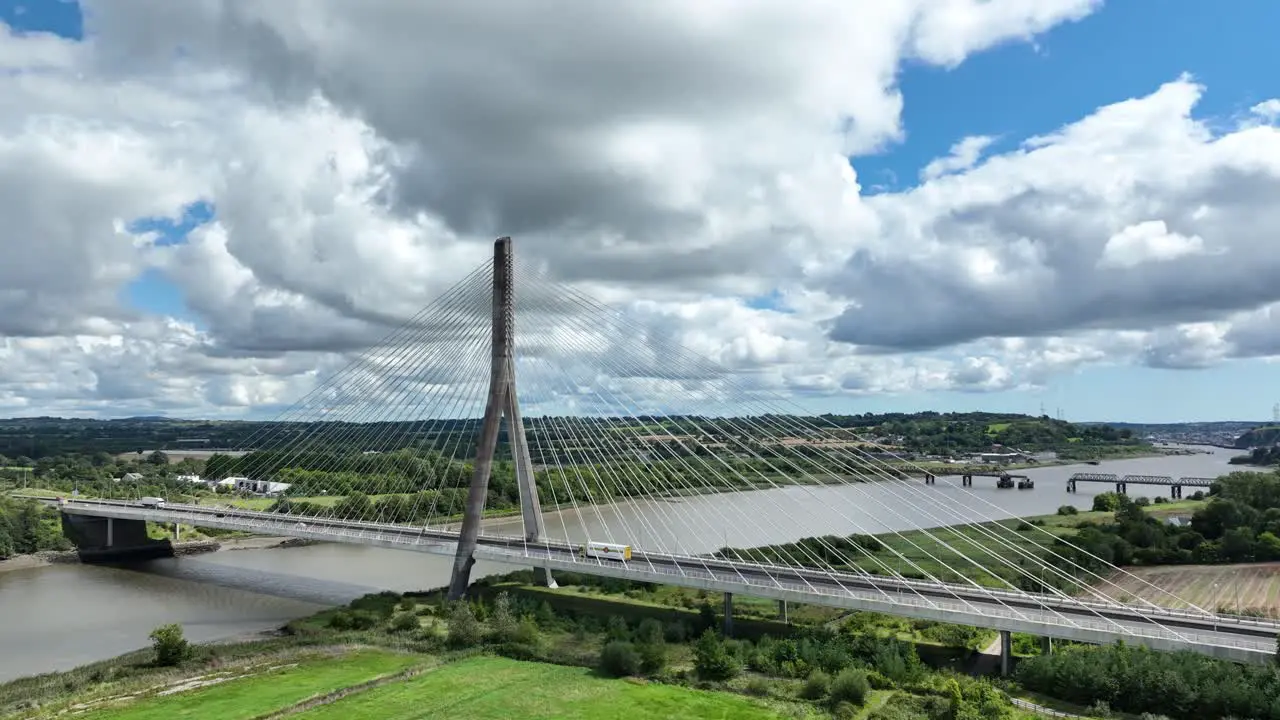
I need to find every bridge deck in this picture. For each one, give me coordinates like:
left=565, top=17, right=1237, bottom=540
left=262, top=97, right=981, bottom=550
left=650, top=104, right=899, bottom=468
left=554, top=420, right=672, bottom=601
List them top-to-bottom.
left=1068, top=473, right=1216, bottom=487
left=48, top=498, right=1278, bottom=664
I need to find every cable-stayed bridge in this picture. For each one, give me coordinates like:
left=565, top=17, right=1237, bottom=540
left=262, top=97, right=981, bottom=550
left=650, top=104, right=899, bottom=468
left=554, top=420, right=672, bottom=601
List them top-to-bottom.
left=50, top=238, right=1279, bottom=667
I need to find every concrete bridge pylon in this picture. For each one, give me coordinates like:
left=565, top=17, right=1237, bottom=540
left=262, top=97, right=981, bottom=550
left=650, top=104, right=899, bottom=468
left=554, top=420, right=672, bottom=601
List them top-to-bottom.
left=447, top=237, right=550, bottom=600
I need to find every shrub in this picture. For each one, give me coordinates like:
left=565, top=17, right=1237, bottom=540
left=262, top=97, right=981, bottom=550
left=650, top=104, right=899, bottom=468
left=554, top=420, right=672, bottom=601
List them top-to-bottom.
left=1134, top=496, right=1151, bottom=507
left=1154, top=496, right=1168, bottom=504
left=1057, top=505, right=1078, bottom=516
left=1016, top=521, right=1035, bottom=532
left=490, top=592, right=518, bottom=642
left=447, top=602, right=484, bottom=649
left=327, top=610, right=354, bottom=630
left=389, top=612, right=419, bottom=633
left=513, top=616, right=541, bottom=647
left=149, top=624, right=191, bottom=667
left=693, top=629, right=740, bottom=681
left=599, top=641, right=641, bottom=677
left=637, top=641, right=667, bottom=675
left=829, top=668, right=870, bottom=707
left=800, top=670, right=831, bottom=700
left=744, top=677, right=771, bottom=697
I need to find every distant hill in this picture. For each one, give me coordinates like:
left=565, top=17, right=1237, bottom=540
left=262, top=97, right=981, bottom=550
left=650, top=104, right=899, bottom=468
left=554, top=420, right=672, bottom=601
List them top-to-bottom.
left=1234, top=426, right=1280, bottom=449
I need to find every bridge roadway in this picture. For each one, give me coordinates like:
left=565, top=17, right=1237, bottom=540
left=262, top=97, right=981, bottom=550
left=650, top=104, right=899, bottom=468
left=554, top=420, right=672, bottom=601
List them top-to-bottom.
left=49, top=497, right=1278, bottom=664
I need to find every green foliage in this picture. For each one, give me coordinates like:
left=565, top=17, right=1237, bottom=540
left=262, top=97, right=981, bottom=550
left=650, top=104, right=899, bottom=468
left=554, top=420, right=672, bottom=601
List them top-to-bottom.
left=1092, top=492, right=1122, bottom=512
left=0, top=495, right=69, bottom=558
left=1057, top=505, right=1078, bottom=515
left=489, top=592, right=518, bottom=643
left=446, top=602, right=483, bottom=649
left=388, top=612, right=418, bottom=633
left=148, top=623, right=191, bottom=667
left=693, top=629, right=740, bottom=681
left=598, top=641, right=641, bottom=677
left=1017, top=642, right=1280, bottom=719
left=828, top=668, right=870, bottom=707
left=799, top=670, right=830, bottom=700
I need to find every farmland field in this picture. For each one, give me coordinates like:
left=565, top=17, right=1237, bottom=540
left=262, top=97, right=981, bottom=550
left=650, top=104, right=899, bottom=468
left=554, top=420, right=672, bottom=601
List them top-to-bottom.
left=1092, top=562, right=1280, bottom=617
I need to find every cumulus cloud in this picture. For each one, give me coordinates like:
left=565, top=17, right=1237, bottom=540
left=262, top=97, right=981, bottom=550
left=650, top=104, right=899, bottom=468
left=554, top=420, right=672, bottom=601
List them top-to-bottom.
left=0, top=3, right=1277, bottom=419
left=829, top=77, right=1280, bottom=358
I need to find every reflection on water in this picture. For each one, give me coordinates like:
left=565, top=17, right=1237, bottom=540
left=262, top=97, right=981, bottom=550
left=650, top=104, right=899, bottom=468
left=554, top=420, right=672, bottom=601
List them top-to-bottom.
left=0, top=447, right=1239, bottom=682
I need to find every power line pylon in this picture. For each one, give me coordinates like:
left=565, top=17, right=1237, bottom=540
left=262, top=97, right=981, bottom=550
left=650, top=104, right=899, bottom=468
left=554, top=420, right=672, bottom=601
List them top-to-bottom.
left=448, top=237, right=549, bottom=600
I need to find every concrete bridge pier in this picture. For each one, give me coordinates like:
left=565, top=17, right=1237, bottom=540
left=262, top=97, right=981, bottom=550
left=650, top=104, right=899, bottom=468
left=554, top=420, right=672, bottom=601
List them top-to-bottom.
left=923, top=473, right=935, bottom=485
left=961, top=474, right=973, bottom=487
left=1115, top=482, right=1127, bottom=494
left=1171, top=485, right=1182, bottom=499
left=60, top=513, right=173, bottom=563
left=723, top=592, right=734, bottom=637
left=777, top=599, right=789, bottom=623
left=1000, top=630, right=1012, bottom=677
left=1040, top=636, right=1053, bottom=655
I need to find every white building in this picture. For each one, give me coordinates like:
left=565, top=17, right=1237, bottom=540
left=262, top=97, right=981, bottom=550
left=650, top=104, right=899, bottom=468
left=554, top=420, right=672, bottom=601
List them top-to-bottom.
left=176, top=474, right=202, bottom=484
left=232, top=478, right=292, bottom=496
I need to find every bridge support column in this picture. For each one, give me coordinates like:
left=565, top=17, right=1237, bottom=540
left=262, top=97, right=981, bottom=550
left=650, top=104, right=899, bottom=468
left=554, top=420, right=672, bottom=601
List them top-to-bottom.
left=450, top=237, right=553, bottom=599
left=923, top=473, right=935, bottom=485
left=962, top=474, right=972, bottom=487
left=1067, top=480, right=1075, bottom=492
left=1172, top=485, right=1182, bottom=499
left=106, top=516, right=114, bottom=547
left=723, top=592, right=734, bottom=637
left=778, top=599, right=789, bottom=623
left=999, top=630, right=1012, bottom=677
left=1039, top=636, right=1053, bottom=656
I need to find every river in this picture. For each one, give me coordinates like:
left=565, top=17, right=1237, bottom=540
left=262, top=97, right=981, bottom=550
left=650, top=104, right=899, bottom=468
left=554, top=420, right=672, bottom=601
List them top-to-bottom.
left=0, top=447, right=1242, bottom=682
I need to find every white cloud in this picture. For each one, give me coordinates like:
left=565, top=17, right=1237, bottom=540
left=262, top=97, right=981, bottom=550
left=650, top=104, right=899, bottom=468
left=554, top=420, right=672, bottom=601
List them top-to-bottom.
left=0, top=4, right=1278, bottom=420
left=921, top=135, right=997, bottom=180
left=1098, top=220, right=1207, bottom=269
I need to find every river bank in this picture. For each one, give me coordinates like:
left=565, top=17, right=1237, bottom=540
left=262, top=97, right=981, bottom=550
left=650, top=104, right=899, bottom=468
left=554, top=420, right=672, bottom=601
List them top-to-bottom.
left=0, top=535, right=308, bottom=576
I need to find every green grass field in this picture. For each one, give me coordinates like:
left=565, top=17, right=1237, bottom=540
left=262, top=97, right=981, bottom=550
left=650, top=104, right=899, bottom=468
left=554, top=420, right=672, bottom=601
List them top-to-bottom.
left=85, top=650, right=423, bottom=720
left=295, top=656, right=790, bottom=720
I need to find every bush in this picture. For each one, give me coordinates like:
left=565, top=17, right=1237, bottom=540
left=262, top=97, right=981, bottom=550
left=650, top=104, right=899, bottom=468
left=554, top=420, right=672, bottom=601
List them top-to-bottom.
left=1134, top=496, right=1151, bottom=507
left=1154, top=496, right=1168, bottom=504
left=1057, top=505, right=1078, bottom=516
left=1016, top=521, right=1035, bottom=532
left=490, top=592, right=518, bottom=642
left=447, top=602, right=484, bottom=649
left=327, top=610, right=354, bottom=630
left=389, top=612, right=419, bottom=633
left=149, top=624, right=191, bottom=667
left=693, top=629, right=740, bottom=682
left=599, top=641, right=641, bottom=677
left=637, top=641, right=667, bottom=675
left=829, top=668, right=870, bottom=707
left=800, top=670, right=831, bottom=700
left=744, top=677, right=771, bottom=697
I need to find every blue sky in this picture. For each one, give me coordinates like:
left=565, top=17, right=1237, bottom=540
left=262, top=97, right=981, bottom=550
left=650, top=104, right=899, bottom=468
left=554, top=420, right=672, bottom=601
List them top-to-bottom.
left=5, top=0, right=1277, bottom=423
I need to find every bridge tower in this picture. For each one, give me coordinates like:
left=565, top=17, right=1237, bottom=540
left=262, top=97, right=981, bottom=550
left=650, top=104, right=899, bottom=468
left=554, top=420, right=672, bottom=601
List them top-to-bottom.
left=448, top=237, right=549, bottom=600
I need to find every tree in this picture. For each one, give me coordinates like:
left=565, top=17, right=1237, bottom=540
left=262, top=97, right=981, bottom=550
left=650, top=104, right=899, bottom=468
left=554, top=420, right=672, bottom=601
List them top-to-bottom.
left=146, top=450, right=169, bottom=466
left=1093, top=492, right=1121, bottom=512
left=489, top=592, right=518, bottom=642
left=446, top=602, right=483, bottom=648
left=149, top=623, right=191, bottom=666
left=693, top=629, right=739, bottom=681
left=599, top=641, right=641, bottom=677
left=828, top=668, right=870, bottom=706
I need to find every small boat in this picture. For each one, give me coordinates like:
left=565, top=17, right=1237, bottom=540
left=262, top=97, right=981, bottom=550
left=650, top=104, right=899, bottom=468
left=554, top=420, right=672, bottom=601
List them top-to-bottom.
left=996, top=475, right=1015, bottom=489
left=1017, top=478, right=1035, bottom=490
